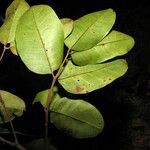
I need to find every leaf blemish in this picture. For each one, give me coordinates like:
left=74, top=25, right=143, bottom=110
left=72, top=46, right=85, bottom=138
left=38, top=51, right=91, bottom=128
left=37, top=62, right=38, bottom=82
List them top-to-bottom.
left=76, top=86, right=84, bottom=93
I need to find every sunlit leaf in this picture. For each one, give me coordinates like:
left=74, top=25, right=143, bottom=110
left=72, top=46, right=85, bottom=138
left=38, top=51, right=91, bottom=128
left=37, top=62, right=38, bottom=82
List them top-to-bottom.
left=0, top=0, right=30, bottom=55
left=16, top=5, right=64, bottom=74
left=65, top=8, right=116, bottom=51
left=60, top=18, right=73, bottom=38
left=72, top=30, right=135, bottom=65
left=10, top=40, right=17, bottom=55
left=58, top=60, right=128, bottom=94
left=0, top=90, right=25, bottom=124
left=50, top=97, right=104, bottom=138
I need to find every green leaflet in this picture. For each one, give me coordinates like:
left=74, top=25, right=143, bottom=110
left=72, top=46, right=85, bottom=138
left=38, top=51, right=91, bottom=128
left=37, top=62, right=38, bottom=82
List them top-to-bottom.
left=0, top=0, right=30, bottom=55
left=16, top=5, right=64, bottom=74
left=65, top=8, right=116, bottom=51
left=60, top=18, right=73, bottom=39
left=72, top=30, right=135, bottom=65
left=58, top=60, right=128, bottom=94
left=33, top=87, right=60, bottom=107
left=33, top=89, right=104, bottom=138
left=0, top=90, right=25, bottom=124
left=50, top=97, right=104, bottom=138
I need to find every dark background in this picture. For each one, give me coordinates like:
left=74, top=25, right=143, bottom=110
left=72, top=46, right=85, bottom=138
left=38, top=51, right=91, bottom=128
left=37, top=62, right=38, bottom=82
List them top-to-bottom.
left=0, top=0, right=150, bottom=150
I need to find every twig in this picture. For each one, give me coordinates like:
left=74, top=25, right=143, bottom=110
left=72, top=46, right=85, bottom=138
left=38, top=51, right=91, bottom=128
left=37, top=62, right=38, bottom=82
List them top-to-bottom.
left=0, top=45, right=10, bottom=62
left=0, top=46, right=6, bottom=61
left=44, top=48, right=71, bottom=138
left=0, top=130, right=35, bottom=137
left=0, top=136, right=26, bottom=150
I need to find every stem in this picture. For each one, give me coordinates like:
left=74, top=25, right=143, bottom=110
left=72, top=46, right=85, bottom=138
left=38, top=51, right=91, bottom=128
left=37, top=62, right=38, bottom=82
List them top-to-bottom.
left=0, top=45, right=10, bottom=62
left=0, top=46, right=6, bottom=61
left=44, top=48, right=71, bottom=138
left=0, top=136, right=26, bottom=150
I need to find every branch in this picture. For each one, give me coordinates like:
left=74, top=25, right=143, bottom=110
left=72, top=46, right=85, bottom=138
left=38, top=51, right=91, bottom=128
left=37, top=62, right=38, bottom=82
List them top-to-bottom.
left=0, top=45, right=10, bottom=62
left=44, top=48, right=71, bottom=138
left=0, top=136, right=26, bottom=150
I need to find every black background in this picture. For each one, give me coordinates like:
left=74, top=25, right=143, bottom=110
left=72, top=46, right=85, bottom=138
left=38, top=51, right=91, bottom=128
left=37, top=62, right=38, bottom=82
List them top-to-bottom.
left=0, top=0, right=150, bottom=150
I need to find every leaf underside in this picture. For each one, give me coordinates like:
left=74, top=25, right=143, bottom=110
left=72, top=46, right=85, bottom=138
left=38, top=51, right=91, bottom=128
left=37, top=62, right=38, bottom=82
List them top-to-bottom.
left=0, top=0, right=30, bottom=55
left=16, top=5, right=64, bottom=74
left=65, top=8, right=116, bottom=51
left=60, top=18, right=73, bottom=39
left=71, top=30, right=135, bottom=65
left=58, top=59, right=128, bottom=94
left=33, top=89, right=104, bottom=138
left=0, top=90, right=25, bottom=124
left=50, top=97, right=104, bottom=138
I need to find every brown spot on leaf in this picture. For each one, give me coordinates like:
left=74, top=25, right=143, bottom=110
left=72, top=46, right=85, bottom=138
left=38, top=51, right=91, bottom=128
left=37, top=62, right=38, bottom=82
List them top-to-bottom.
left=109, top=78, right=112, bottom=80
left=103, top=79, right=106, bottom=82
left=76, top=86, right=84, bottom=93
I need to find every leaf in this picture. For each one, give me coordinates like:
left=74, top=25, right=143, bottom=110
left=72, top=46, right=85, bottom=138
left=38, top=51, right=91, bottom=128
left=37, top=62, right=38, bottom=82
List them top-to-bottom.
left=0, top=0, right=30, bottom=54
left=16, top=5, right=64, bottom=74
left=65, top=8, right=116, bottom=51
left=60, top=18, right=73, bottom=38
left=71, top=30, right=135, bottom=65
left=10, top=41, right=17, bottom=55
left=58, top=60, right=128, bottom=94
left=33, top=87, right=60, bottom=107
left=33, top=88, right=104, bottom=138
left=0, top=90, right=25, bottom=124
left=50, top=97, right=104, bottom=138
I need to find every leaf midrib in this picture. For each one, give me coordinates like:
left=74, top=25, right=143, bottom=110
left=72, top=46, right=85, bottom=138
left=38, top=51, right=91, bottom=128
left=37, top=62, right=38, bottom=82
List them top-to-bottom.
left=32, top=8, right=53, bottom=73
left=71, top=11, right=109, bottom=49
left=97, top=38, right=131, bottom=46
left=59, top=61, right=123, bottom=80
left=50, top=109, right=100, bottom=130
